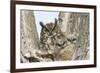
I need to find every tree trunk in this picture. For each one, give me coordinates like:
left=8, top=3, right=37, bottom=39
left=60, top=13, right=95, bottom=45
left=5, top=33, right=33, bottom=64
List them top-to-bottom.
left=20, top=10, right=40, bottom=63
left=58, top=12, right=89, bottom=60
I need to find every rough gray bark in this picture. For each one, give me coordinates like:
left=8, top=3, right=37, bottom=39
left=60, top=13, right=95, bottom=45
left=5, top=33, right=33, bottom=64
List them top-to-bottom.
left=20, top=10, right=40, bottom=63
left=58, top=12, right=89, bottom=60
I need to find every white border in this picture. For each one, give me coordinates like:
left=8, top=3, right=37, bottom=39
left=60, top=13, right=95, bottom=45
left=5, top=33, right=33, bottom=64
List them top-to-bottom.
left=16, top=4, right=94, bottom=69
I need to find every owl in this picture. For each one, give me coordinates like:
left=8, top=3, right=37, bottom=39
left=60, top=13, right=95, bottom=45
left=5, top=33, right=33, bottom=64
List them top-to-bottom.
left=39, top=18, right=68, bottom=61
left=39, top=18, right=78, bottom=61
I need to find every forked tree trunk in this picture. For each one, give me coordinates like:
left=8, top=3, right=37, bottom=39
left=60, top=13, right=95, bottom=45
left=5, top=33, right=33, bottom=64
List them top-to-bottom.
left=20, top=10, right=89, bottom=62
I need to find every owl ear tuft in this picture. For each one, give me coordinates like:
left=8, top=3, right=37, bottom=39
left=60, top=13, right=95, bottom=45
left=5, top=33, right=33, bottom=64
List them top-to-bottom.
left=52, top=18, right=57, bottom=31
left=55, top=18, right=57, bottom=25
left=40, top=22, right=45, bottom=28
left=40, top=22, right=49, bottom=31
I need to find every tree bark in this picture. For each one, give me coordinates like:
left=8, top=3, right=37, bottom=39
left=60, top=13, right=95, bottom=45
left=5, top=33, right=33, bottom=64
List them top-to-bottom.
left=20, top=10, right=40, bottom=63
left=58, top=12, right=89, bottom=60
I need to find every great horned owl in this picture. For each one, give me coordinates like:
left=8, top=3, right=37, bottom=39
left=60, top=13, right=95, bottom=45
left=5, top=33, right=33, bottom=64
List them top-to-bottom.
left=39, top=18, right=68, bottom=60
left=39, top=18, right=77, bottom=61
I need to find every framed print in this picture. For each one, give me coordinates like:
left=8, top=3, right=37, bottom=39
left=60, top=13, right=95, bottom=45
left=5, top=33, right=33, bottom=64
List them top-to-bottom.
left=10, top=0, right=97, bottom=73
